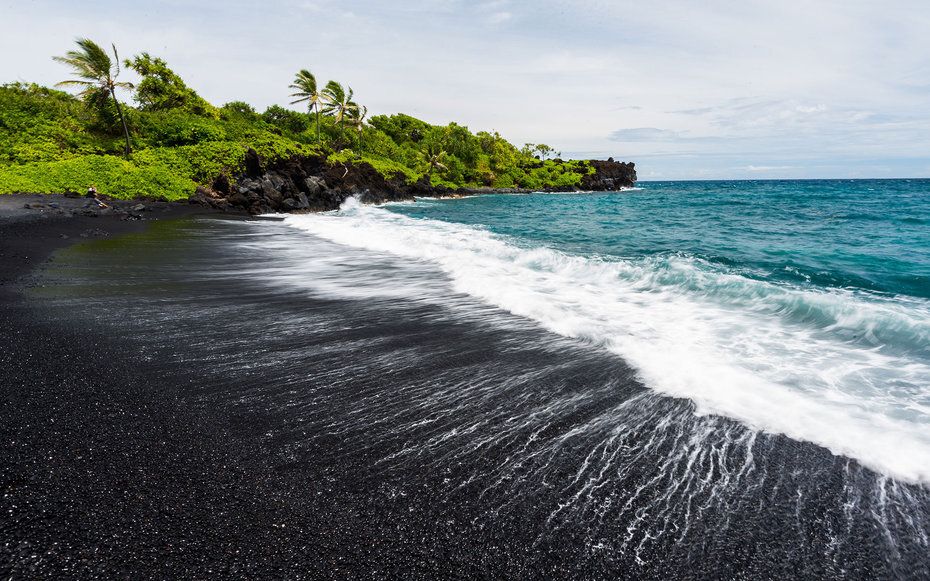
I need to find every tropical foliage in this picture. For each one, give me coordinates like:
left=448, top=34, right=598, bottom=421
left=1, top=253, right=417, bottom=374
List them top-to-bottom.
left=52, top=38, right=134, bottom=157
left=0, top=41, right=592, bottom=200
left=124, top=52, right=217, bottom=118
left=288, top=69, right=328, bottom=145
left=321, top=81, right=357, bottom=150
left=348, top=105, right=368, bottom=153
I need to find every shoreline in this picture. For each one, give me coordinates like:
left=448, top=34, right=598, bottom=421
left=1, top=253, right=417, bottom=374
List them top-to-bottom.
left=4, top=189, right=927, bottom=578
left=0, top=193, right=228, bottom=299
left=0, top=206, right=332, bottom=578
left=0, top=207, right=642, bottom=578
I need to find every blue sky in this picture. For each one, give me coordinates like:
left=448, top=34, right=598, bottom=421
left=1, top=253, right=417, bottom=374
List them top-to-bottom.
left=2, top=0, right=928, bottom=179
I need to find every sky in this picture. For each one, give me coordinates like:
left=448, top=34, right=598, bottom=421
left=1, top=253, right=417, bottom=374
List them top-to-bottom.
left=2, top=0, right=929, bottom=179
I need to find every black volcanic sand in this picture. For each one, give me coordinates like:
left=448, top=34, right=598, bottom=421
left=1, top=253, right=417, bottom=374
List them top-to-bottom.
left=2, top=199, right=928, bottom=580
left=0, top=206, right=642, bottom=578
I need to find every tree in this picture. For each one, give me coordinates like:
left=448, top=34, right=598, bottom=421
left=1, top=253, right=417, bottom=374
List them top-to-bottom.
left=53, top=38, right=134, bottom=157
left=124, top=52, right=216, bottom=117
left=289, top=69, right=329, bottom=145
left=322, top=81, right=357, bottom=150
left=262, top=104, right=309, bottom=135
left=347, top=105, right=368, bottom=154
left=368, top=113, right=430, bottom=146
left=440, top=122, right=479, bottom=164
left=421, top=140, right=448, bottom=178
left=534, top=143, right=555, bottom=160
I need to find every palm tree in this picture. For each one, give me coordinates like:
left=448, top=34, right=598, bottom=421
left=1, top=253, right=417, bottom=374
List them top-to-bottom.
left=53, top=38, right=134, bottom=158
left=288, top=69, right=329, bottom=146
left=322, top=81, right=357, bottom=151
left=348, top=105, right=368, bottom=154
left=421, top=141, right=448, bottom=178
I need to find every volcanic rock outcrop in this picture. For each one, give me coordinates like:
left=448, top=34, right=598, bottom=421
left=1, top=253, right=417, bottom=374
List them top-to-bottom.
left=189, top=149, right=637, bottom=214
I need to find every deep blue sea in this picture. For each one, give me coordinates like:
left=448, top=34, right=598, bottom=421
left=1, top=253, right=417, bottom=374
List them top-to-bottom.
left=286, top=179, right=930, bottom=484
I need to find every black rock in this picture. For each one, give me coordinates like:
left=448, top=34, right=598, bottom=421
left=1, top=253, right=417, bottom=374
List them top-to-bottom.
left=244, top=148, right=263, bottom=178
left=212, top=173, right=231, bottom=195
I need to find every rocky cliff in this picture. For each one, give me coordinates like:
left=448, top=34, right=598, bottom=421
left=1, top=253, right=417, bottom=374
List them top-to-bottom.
left=189, top=150, right=637, bottom=214
left=581, top=158, right=637, bottom=191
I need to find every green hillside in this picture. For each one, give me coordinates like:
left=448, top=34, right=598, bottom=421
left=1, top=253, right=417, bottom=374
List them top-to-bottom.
left=0, top=44, right=591, bottom=200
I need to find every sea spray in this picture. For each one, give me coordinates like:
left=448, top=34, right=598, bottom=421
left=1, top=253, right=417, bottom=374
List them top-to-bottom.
left=281, top=184, right=930, bottom=484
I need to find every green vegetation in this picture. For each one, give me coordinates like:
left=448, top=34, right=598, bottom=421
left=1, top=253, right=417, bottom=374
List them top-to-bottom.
left=52, top=38, right=134, bottom=158
left=0, top=39, right=591, bottom=200
left=125, top=52, right=218, bottom=118
left=288, top=69, right=327, bottom=145
left=321, top=81, right=357, bottom=151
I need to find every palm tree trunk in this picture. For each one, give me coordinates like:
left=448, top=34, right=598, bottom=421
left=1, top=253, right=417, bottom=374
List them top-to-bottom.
left=110, top=88, right=132, bottom=158
left=315, top=104, right=321, bottom=145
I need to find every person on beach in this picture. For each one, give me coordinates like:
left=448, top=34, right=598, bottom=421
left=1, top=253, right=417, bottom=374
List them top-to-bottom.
left=86, top=185, right=108, bottom=208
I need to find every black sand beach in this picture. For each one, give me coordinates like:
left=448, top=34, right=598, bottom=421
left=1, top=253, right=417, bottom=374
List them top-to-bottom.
left=3, top=195, right=929, bottom=580
left=1, top=197, right=301, bottom=577
left=1, top=198, right=642, bottom=578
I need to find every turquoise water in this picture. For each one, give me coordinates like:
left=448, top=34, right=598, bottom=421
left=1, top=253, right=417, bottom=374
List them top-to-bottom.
left=283, top=179, right=930, bottom=483
left=390, top=180, right=930, bottom=299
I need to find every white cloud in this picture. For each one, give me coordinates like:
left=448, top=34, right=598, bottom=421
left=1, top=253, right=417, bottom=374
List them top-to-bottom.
left=487, top=11, right=513, bottom=25
left=796, top=105, right=827, bottom=114
left=610, top=128, right=681, bottom=142
left=747, top=165, right=794, bottom=172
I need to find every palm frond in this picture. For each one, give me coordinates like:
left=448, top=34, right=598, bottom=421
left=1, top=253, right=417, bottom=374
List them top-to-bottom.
left=52, top=38, right=121, bottom=91
left=74, top=38, right=112, bottom=77
left=110, top=43, right=121, bottom=77
left=289, top=69, right=317, bottom=96
left=322, top=80, right=345, bottom=104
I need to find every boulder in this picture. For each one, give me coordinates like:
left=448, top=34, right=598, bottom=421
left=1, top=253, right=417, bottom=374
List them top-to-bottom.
left=212, top=172, right=231, bottom=195
left=269, top=173, right=286, bottom=190
left=304, top=176, right=326, bottom=196
left=238, top=178, right=259, bottom=193
left=260, top=179, right=276, bottom=198
left=260, top=179, right=284, bottom=205
left=188, top=186, right=219, bottom=207
left=227, top=193, right=249, bottom=208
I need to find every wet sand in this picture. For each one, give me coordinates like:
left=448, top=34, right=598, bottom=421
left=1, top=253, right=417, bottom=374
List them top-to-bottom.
left=0, top=193, right=220, bottom=299
left=0, top=197, right=323, bottom=578
left=1, top=201, right=629, bottom=578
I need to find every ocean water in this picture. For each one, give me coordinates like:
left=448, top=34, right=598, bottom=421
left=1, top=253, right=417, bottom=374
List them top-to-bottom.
left=31, top=179, right=930, bottom=577
left=284, top=179, right=930, bottom=485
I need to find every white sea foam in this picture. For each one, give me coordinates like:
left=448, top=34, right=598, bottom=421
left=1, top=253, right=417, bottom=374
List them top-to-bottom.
left=279, top=199, right=930, bottom=484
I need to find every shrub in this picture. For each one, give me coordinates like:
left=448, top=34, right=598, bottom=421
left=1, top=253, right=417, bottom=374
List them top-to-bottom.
left=0, top=154, right=195, bottom=199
